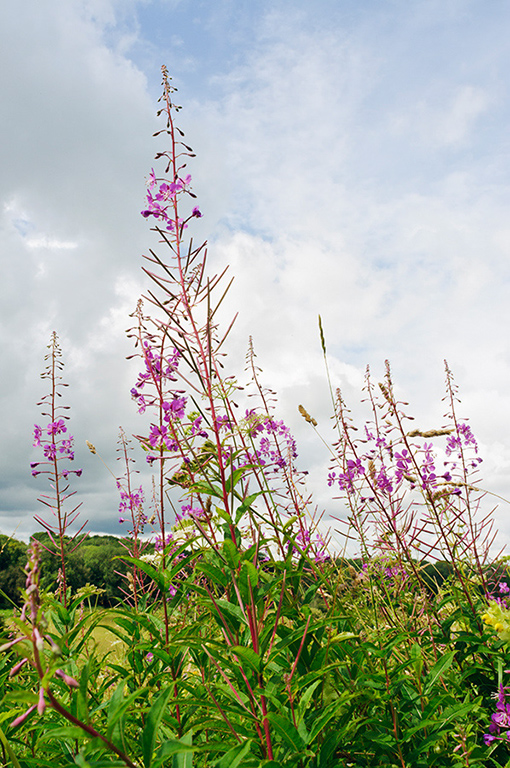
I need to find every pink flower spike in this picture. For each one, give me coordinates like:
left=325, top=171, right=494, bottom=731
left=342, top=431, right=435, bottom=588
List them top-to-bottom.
left=55, top=668, right=79, bottom=688
left=37, top=687, right=46, bottom=715
left=10, top=704, right=37, bottom=728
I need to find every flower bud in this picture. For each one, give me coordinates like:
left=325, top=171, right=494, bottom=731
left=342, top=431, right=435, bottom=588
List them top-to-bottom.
left=9, top=658, right=28, bottom=677
left=55, top=668, right=79, bottom=688
left=37, top=687, right=46, bottom=715
left=10, top=704, right=36, bottom=728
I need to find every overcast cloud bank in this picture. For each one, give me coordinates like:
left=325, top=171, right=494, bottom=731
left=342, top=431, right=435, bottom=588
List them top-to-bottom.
left=2, top=0, right=510, bottom=549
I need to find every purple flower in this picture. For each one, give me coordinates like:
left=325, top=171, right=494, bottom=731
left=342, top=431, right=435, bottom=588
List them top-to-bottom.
left=192, top=206, right=202, bottom=217
left=162, top=397, right=186, bottom=421
left=215, top=415, right=232, bottom=432
left=47, top=419, right=67, bottom=436
left=446, top=422, right=479, bottom=458
left=148, top=424, right=176, bottom=451
left=33, top=425, right=43, bottom=447
left=59, top=438, right=75, bottom=459
left=43, top=444, right=57, bottom=461
left=394, top=449, right=411, bottom=482
left=336, top=458, right=365, bottom=492
left=376, top=469, right=393, bottom=494
left=178, top=504, right=204, bottom=522
left=155, top=533, right=174, bottom=551
left=484, top=684, right=510, bottom=745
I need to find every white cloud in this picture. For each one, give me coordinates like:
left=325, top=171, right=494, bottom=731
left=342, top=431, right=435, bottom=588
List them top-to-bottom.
left=391, top=84, right=489, bottom=147
left=25, top=237, right=79, bottom=250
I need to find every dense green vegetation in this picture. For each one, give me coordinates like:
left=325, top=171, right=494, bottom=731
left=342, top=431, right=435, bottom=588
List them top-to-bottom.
left=0, top=534, right=135, bottom=608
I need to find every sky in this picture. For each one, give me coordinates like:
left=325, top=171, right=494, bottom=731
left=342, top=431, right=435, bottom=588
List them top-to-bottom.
left=2, top=0, right=510, bottom=551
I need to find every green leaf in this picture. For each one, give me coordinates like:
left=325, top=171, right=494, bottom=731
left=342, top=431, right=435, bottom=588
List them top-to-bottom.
left=224, top=467, right=248, bottom=495
left=190, top=481, right=224, bottom=499
left=234, top=493, right=264, bottom=524
left=222, top=539, right=240, bottom=569
left=120, top=556, right=168, bottom=593
left=240, top=560, right=259, bottom=589
left=196, top=562, right=228, bottom=587
left=50, top=599, right=71, bottom=626
left=213, top=599, right=247, bottom=627
left=410, top=642, right=423, bottom=680
left=230, top=645, right=262, bottom=673
left=423, top=651, right=455, bottom=694
left=296, top=679, right=322, bottom=723
left=107, top=682, right=144, bottom=744
left=141, top=687, right=174, bottom=768
left=308, top=694, right=353, bottom=742
left=266, top=712, right=305, bottom=751
left=0, top=722, right=22, bottom=768
left=39, top=726, right=88, bottom=742
left=172, top=732, right=194, bottom=768
left=152, top=736, right=196, bottom=768
left=213, top=740, right=253, bottom=768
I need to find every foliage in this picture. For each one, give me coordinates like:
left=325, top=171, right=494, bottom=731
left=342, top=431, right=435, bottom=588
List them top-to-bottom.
left=1, top=66, right=510, bottom=768
left=0, top=536, right=27, bottom=609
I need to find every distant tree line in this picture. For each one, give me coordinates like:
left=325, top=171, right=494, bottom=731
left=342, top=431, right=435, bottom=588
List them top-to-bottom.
left=1, top=530, right=491, bottom=612
left=0, top=533, right=139, bottom=608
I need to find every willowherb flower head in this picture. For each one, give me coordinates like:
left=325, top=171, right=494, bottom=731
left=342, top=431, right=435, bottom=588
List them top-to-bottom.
left=446, top=422, right=479, bottom=458
left=484, top=684, right=510, bottom=745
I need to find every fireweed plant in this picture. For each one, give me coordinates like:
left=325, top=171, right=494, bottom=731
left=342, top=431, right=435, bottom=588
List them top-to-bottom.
left=2, top=66, right=510, bottom=767
left=30, top=331, right=85, bottom=608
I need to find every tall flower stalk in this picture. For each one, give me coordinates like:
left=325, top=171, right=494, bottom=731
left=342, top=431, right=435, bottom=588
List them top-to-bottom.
left=126, top=66, right=315, bottom=756
left=129, top=66, right=303, bottom=568
left=31, top=332, right=85, bottom=606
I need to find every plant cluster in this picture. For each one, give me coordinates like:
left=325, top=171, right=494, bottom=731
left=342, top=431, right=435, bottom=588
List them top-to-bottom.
left=1, top=67, right=510, bottom=767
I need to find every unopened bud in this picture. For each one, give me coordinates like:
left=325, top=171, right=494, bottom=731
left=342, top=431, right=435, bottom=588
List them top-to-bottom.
left=34, top=628, right=44, bottom=652
left=47, top=636, right=62, bottom=656
left=0, top=637, right=24, bottom=653
left=9, top=658, right=28, bottom=677
left=55, top=668, right=79, bottom=688
left=37, top=687, right=46, bottom=715
left=10, top=704, right=37, bottom=728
